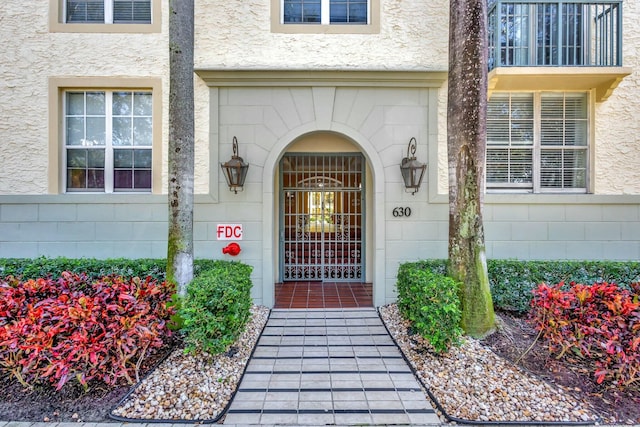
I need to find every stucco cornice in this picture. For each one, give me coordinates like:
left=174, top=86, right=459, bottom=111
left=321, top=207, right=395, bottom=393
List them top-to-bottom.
left=488, top=66, right=633, bottom=102
left=194, top=69, right=448, bottom=88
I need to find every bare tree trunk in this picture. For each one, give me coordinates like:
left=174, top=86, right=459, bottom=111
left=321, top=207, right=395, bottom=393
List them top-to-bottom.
left=167, top=0, right=194, bottom=296
left=447, top=0, right=495, bottom=337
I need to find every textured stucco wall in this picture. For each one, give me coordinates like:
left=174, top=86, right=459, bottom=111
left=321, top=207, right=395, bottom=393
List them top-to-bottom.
left=1, top=0, right=450, bottom=196
left=194, top=0, right=449, bottom=70
left=593, top=0, right=640, bottom=194
left=0, top=2, right=169, bottom=195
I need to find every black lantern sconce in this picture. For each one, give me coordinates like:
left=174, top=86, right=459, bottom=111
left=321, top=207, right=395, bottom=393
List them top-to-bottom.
left=220, top=136, right=249, bottom=194
left=400, top=137, right=426, bottom=195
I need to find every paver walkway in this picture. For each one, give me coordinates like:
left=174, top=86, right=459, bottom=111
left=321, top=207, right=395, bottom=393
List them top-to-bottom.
left=223, top=308, right=441, bottom=425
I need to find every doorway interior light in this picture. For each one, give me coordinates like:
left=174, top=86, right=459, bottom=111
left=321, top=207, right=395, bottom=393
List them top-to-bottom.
left=221, top=136, right=249, bottom=194
left=400, top=137, right=426, bottom=195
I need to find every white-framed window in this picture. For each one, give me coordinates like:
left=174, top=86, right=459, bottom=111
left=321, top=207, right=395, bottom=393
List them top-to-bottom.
left=65, top=0, right=151, bottom=24
left=282, top=0, right=368, bottom=24
left=64, top=90, right=153, bottom=193
left=487, top=92, right=589, bottom=193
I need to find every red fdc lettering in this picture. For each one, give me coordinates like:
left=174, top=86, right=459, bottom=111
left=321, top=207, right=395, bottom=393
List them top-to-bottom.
left=216, top=224, right=243, bottom=240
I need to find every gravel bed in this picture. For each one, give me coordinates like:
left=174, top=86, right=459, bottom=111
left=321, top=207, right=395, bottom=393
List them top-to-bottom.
left=379, top=303, right=600, bottom=424
left=113, top=304, right=600, bottom=424
left=111, top=305, right=269, bottom=422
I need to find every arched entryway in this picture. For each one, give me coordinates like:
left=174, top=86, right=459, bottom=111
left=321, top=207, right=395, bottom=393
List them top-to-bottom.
left=273, top=134, right=373, bottom=308
left=275, top=153, right=372, bottom=308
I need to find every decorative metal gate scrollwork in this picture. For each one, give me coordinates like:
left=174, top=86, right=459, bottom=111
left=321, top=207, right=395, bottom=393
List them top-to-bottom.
left=280, top=153, right=364, bottom=281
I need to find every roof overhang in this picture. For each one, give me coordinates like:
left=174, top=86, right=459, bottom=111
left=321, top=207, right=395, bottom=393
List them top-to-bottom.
left=488, top=66, right=632, bottom=102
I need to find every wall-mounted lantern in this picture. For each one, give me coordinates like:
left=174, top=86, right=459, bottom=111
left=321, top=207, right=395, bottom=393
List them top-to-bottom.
left=220, top=136, right=249, bottom=194
left=400, top=137, right=426, bottom=195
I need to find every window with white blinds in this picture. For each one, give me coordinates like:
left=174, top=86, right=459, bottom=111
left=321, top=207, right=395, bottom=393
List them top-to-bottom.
left=66, top=0, right=151, bottom=24
left=283, top=0, right=368, bottom=24
left=487, top=92, right=589, bottom=193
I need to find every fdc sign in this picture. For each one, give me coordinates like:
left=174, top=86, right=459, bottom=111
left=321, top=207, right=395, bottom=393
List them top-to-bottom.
left=216, top=224, right=243, bottom=240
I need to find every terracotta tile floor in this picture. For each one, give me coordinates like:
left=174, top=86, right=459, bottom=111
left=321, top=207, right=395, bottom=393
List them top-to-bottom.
left=274, top=281, right=373, bottom=308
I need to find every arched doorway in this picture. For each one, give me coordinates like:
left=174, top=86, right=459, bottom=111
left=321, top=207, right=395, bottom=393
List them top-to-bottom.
left=274, top=136, right=373, bottom=308
left=280, top=153, right=364, bottom=281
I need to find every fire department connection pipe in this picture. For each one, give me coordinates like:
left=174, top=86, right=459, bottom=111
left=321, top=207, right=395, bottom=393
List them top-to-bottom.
left=222, top=242, right=241, bottom=256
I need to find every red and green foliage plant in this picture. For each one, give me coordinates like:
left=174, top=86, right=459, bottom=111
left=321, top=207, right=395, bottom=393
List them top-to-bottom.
left=0, top=272, right=175, bottom=391
left=529, top=281, right=640, bottom=388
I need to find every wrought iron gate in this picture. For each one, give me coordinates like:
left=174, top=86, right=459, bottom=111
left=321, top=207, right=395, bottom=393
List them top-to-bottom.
left=280, top=153, right=364, bottom=281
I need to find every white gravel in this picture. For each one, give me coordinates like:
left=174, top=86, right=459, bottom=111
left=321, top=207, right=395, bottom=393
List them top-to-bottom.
left=113, top=303, right=601, bottom=424
left=379, top=303, right=600, bottom=424
left=111, top=305, right=269, bottom=422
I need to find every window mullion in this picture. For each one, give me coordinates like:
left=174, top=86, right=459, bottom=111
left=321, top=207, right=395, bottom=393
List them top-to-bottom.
left=105, top=0, right=114, bottom=24
left=321, top=0, right=330, bottom=24
left=105, top=91, right=114, bottom=193
left=533, top=92, right=541, bottom=193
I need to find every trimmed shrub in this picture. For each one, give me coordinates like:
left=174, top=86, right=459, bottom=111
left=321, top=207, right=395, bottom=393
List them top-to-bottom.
left=0, top=257, right=235, bottom=282
left=0, top=257, right=167, bottom=281
left=488, top=260, right=640, bottom=315
left=179, top=261, right=253, bottom=354
left=397, top=262, right=462, bottom=353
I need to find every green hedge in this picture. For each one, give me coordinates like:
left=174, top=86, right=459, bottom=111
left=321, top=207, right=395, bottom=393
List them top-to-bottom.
left=0, top=257, right=223, bottom=281
left=402, top=259, right=640, bottom=315
left=179, top=261, right=253, bottom=354
left=396, top=263, right=462, bottom=353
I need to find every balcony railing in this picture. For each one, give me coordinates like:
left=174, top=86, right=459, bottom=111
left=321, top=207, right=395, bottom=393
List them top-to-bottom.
left=488, top=0, right=623, bottom=70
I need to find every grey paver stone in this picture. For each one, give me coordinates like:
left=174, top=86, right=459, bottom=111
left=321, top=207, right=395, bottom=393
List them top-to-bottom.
left=299, top=378, right=331, bottom=388
left=332, top=390, right=366, bottom=401
left=265, top=391, right=300, bottom=401
left=365, top=391, right=401, bottom=401
left=227, top=399, right=266, bottom=410
left=333, top=399, right=369, bottom=410
left=367, top=399, right=404, bottom=410
left=262, top=400, right=299, bottom=410
left=298, top=400, right=334, bottom=410
left=223, top=412, right=262, bottom=424
left=334, top=412, right=374, bottom=425
left=372, top=412, right=411, bottom=424
left=408, top=412, right=443, bottom=425
left=259, top=413, right=298, bottom=424
left=296, top=413, right=335, bottom=425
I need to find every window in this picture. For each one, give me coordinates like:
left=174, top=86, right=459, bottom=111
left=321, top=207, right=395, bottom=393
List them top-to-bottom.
left=66, top=0, right=151, bottom=24
left=272, top=0, right=378, bottom=33
left=283, top=0, right=367, bottom=24
left=64, top=90, right=153, bottom=193
left=487, top=92, right=589, bottom=193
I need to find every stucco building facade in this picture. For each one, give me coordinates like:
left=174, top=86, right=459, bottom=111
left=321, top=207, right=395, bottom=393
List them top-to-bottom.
left=0, top=0, right=638, bottom=307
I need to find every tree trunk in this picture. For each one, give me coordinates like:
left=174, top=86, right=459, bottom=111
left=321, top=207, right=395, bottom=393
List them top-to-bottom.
left=167, top=0, right=195, bottom=296
left=447, top=0, right=495, bottom=337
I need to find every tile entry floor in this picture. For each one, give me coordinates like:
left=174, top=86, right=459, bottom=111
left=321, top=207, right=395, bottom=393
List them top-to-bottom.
left=274, top=282, right=373, bottom=309
left=223, top=308, right=441, bottom=425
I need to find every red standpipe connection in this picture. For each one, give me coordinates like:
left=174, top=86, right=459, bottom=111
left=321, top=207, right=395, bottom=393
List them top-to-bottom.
left=222, top=242, right=241, bottom=256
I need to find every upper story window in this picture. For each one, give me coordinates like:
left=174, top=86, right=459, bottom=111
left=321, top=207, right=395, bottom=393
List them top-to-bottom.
left=51, top=0, right=159, bottom=32
left=66, top=0, right=151, bottom=24
left=272, top=0, right=378, bottom=33
left=283, top=0, right=367, bottom=24
left=64, top=90, right=153, bottom=193
left=486, top=92, right=589, bottom=193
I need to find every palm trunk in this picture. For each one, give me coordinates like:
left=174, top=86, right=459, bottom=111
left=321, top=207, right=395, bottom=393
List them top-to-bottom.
left=167, top=0, right=195, bottom=296
left=447, top=0, right=495, bottom=337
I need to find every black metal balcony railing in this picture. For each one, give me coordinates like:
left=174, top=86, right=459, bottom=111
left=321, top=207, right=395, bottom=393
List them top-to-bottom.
left=488, top=0, right=623, bottom=70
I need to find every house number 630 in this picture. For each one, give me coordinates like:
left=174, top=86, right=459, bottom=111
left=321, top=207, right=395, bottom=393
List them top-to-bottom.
left=392, top=207, right=412, bottom=217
